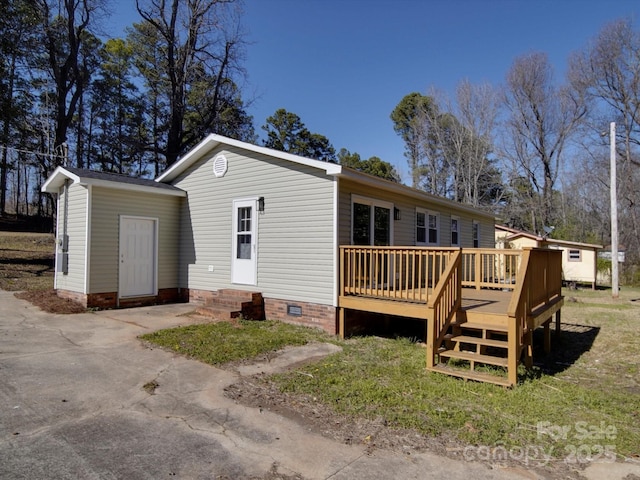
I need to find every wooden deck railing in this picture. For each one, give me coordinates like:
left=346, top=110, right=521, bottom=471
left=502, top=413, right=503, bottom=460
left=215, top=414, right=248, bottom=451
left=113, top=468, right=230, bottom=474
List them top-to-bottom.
left=339, top=245, right=564, bottom=385
left=340, top=246, right=459, bottom=303
left=506, top=247, right=563, bottom=385
left=426, top=249, right=462, bottom=368
left=461, top=249, right=522, bottom=290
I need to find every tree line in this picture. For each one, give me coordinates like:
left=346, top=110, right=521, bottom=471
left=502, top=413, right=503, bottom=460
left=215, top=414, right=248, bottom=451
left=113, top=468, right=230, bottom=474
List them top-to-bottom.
left=1, top=0, right=255, bottom=218
left=1, top=2, right=638, bottom=281
left=390, top=20, right=640, bottom=282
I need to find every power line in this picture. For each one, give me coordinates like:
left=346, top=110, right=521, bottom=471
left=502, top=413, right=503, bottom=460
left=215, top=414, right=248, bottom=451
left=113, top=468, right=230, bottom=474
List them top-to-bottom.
left=0, top=144, right=67, bottom=161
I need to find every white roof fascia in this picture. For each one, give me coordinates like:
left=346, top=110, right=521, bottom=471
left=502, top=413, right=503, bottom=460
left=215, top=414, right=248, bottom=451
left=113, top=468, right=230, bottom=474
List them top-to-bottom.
left=155, top=133, right=342, bottom=183
left=41, top=166, right=81, bottom=193
left=41, top=166, right=186, bottom=197
left=338, top=168, right=496, bottom=220
left=77, top=178, right=187, bottom=197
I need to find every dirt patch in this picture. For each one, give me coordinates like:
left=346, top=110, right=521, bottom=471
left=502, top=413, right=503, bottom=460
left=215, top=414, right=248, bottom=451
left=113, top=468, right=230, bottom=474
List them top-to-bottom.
left=14, top=289, right=87, bottom=314
left=225, top=374, right=585, bottom=479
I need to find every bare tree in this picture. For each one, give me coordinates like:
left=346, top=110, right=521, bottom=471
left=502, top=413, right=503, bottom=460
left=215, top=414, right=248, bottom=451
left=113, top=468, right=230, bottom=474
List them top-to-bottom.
left=29, top=0, right=103, bottom=161
left=134, top=0, right=245, bottom=167
left=569, top=17, right=640, bottom=265
left=502, top=52, right=587, bottom=231
left=454, top=81, right=501, bottom=207
left=394, top=84, right=502, bottom=206
left=414, top=92, right=451, bottom=197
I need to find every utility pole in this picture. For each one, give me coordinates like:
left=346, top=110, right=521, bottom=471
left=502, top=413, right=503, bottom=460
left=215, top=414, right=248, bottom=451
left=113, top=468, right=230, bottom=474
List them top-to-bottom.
left=610, top=122, right=619, bottom=299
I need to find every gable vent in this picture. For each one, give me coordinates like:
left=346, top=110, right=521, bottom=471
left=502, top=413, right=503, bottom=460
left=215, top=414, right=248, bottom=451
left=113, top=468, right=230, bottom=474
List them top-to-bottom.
left=213, top=154, right=228, bottom=177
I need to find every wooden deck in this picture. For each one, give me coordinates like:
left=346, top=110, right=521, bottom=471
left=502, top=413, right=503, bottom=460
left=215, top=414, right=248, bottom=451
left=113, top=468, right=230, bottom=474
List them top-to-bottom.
left=338, top=246, right=564, bottom=386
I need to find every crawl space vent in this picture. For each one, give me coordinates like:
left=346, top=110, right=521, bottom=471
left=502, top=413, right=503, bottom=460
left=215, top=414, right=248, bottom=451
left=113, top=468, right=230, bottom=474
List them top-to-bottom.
left=213, top=154, right=228, bottom=177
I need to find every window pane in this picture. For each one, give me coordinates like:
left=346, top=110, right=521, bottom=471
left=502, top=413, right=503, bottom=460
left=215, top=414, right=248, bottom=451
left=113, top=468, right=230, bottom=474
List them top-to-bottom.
left=353, top=203, right=371, bottom=245
left=374, top=206, right=390, bottom=246
left=238, top=207, right=251, bottom=233
left=416, top=212, right=425, bottom=227
left=427, top=213, right=438, bottom=244
left=451, top=218, right=459, bottom=245
left=417, top=227, right=426, bottom=243
left=237, top=234, right=251, bottom=259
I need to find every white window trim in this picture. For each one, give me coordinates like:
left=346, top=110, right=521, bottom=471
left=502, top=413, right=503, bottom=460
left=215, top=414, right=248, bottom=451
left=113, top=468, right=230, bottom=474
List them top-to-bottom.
left=351, top=194, right=394, bottom=246
left=416, top=208, right=439, bottom=246
left=451, top=216, right=460, bottom=247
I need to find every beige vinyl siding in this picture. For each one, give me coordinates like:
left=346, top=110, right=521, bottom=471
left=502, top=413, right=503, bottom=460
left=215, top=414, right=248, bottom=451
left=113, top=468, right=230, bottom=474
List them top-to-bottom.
left=173, top=145, right=335, bottom=305
left=338, top=178, right=495, bottom=248
left=338, top=179, right=414, bottom=245
left=55, top=183, right=87, bottom=293
left=89, top=187, right=181, bottom=294
left=457, top=216, right=494, bottom=248
left=504, top=236, right=539, bottom=249
left=560, top=247, right=597, bottom=283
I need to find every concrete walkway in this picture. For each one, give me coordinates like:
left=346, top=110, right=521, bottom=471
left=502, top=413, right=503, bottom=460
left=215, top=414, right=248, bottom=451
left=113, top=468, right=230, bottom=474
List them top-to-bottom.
left=0, top=291, right=635, bottom=479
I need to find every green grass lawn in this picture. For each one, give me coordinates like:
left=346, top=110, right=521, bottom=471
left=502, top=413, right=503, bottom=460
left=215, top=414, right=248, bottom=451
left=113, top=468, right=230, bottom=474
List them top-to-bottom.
left=144, top=287, right=640, bottom=462
left=140, top=320, right=336, bottom=364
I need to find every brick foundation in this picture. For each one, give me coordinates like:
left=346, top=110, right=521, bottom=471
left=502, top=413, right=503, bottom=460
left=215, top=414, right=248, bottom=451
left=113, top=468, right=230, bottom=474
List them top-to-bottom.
left=56, top=288, right=183, bottom=309
left=185, top=288, right=338, bottom=335
left=57, top=289, right=90, bottom=307
left=264, top=297, right=337, bottom=335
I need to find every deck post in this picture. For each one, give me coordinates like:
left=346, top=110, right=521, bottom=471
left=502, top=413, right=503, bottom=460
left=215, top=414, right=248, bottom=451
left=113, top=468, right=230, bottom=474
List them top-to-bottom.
left=475, top=252, right=481, bottom=290
left=338, top=308, right=345, bottom=339
left=555, top=309, right=561, bottom=335
left=507, top=316, right=518, bottom=386
left=426, top=317, right=435, bottom=369
left=525, top=318, right=533, bottom=369
left=543, top=318, right=551, bottom=354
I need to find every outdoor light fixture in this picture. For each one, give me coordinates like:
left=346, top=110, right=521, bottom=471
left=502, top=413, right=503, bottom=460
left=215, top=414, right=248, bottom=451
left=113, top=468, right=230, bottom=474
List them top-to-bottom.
left=258, top=197, right=265, bottom=212
left=394, top=207, right=401, bottom=221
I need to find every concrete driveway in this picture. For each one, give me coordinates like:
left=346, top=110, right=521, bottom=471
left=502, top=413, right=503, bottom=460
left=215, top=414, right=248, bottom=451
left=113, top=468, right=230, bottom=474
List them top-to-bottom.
left=0, top=290, right=632, bottom=479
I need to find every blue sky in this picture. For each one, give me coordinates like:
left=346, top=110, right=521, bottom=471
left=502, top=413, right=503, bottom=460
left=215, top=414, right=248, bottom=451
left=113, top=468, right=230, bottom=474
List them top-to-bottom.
left=109, top=0, right=639, bottom=183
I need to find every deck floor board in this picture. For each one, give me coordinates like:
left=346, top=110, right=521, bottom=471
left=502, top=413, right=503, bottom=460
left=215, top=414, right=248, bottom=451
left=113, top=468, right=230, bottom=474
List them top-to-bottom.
left=460, top=288, right=512, bottom=315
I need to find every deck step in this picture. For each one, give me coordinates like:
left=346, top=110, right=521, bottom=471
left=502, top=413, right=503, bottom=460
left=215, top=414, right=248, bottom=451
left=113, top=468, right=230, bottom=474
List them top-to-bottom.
left=200, top=290, right=264, bottom=320
left=196, top=305, right=241, bottom=320
left=451, top=321, right=508, bottom=333
left=444, top=334, right=508, bottom=349
left=438, top=348, right=508, bottom=367
left=428, top=364, right=512, bottom=387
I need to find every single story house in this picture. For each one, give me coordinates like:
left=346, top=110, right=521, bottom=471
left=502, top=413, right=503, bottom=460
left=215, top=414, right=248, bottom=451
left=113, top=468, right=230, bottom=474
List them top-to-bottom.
left=42, top=134, right=496, bottom=334
left=495, top=224, right=602, bottom=289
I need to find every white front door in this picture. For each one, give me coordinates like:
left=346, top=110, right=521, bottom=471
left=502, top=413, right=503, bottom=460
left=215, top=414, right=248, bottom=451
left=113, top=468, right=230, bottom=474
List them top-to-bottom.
left=232, top=199, right=257, bottom=285
left=119, top=216, right=157, bottom=298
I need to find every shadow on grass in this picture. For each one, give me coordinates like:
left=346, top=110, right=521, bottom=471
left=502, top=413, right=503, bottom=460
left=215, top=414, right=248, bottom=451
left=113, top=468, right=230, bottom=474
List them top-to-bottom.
left=0, top=257, right=54, bottom=267
left=530, top=322, right=600, bottom=376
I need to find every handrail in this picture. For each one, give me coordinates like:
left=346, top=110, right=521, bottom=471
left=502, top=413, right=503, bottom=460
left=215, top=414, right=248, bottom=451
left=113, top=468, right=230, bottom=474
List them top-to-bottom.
left=339, top=246, right=459, bottom=303
left=461, top=248, right=522, bottom=290
left=508, top=248, right=563, bottom=318
left=426, top=249, right=462, bottom=368
left=507, top=249, right=531, bottom=318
